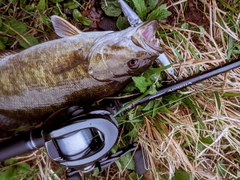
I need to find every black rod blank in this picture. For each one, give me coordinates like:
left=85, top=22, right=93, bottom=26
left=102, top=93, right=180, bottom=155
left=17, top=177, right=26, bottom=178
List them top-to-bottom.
left=124, top=59, right=240, bottom=111
left=0, top=128, right=44, bottom=162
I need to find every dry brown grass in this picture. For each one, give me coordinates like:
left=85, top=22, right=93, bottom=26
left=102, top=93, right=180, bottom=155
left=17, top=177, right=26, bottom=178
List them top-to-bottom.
left=0, top=0, right=239, bottom=179
left=134, top=0, right=240, bottom=179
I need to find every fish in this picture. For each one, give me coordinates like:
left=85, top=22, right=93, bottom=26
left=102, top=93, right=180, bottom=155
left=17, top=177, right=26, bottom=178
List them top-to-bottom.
left=0, top=15, right=163, bottom=138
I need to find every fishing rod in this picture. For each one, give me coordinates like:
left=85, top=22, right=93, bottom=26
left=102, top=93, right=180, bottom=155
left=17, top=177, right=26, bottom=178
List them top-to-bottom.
left=1, top=1, right=239, bottom=179
left=0, top=59, right=239, bottom=180
left=122, top=60, right=240, bottom=111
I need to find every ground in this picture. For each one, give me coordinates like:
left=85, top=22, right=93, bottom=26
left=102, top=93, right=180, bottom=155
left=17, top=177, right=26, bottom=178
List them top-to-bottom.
left=0, top=0, right=240, bottom=180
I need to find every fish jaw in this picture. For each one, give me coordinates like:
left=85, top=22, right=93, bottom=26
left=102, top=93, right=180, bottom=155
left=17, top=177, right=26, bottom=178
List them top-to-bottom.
left=88, top=20, right=163, bottom=81
left=132, top=20, right=162, bottom=54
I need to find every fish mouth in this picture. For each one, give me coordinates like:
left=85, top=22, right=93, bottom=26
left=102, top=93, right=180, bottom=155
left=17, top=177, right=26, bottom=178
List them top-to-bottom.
left=134, top=20, right=163, bottom=53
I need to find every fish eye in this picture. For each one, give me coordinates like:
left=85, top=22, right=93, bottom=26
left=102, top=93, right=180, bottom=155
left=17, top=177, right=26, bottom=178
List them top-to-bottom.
left=128, top=59, right=139, bottom=69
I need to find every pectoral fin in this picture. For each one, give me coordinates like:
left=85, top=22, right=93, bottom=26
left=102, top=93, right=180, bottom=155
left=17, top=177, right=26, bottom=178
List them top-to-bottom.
left=51, top=15, right=81, bottom=37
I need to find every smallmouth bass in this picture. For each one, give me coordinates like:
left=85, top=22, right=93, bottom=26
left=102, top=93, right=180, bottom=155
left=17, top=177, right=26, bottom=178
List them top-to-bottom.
left=0, top=16, right=163, bottom=137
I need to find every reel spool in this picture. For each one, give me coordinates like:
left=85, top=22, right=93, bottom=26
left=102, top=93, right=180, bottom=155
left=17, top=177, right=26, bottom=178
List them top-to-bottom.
left=42, top=107, right=119, bottom=172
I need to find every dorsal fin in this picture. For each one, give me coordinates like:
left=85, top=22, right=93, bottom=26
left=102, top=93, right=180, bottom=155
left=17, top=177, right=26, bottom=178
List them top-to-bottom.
left=51, top=15, right=81, bottom=38
left=0, top=50, right=16, bottom=59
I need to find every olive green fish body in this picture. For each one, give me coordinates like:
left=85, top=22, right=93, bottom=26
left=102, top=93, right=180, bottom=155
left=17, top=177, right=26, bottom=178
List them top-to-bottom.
left=0, top=16, right=163, bottom=137
left=0, top=32, right=113, bottom=136
left=0, top=32, right=111, bottom=108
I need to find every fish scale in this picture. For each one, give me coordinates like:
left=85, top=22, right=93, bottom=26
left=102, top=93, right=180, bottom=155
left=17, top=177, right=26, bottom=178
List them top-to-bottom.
left=0, top=16, right=163, bottom=137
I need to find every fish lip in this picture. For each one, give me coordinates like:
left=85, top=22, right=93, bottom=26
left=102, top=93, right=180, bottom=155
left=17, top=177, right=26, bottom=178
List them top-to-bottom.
left=134, top=20, right=163, bottom=54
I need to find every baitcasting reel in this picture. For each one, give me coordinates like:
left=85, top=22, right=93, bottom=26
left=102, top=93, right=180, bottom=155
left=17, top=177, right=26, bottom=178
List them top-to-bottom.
left=0, top=102, right=148, bottom=180
left=41, top=104, right=147, bottom=179
left=43, top=106, right=119, bottom=171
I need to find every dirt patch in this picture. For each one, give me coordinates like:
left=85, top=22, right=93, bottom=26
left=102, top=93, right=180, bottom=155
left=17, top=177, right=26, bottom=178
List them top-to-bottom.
left=81, top=0, right=117, bottom=31
left=164, top=0, right=209, bottom=31
left=184, top=0, right=209, bottom=31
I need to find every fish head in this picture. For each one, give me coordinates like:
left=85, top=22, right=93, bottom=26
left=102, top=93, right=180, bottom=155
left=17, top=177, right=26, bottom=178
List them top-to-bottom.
left=88, top=20, right=163, bottom=81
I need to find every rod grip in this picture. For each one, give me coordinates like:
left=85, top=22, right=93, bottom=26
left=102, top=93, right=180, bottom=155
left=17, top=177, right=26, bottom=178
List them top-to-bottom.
left=0, top=128, right=44, bottom=162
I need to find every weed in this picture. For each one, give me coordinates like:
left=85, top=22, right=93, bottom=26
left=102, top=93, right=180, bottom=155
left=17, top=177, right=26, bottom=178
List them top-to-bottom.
left=0, top=0, right=240, bottom=180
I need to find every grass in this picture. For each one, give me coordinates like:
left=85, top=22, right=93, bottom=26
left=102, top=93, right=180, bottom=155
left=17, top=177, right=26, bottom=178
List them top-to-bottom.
left=0, top=0, right=240, bottom=179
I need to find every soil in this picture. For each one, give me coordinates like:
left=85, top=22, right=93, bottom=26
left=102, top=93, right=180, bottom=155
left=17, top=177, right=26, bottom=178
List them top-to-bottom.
left=72, top=0, right=209, bottom=32
left=80, top=0, right=117, bottom=31
left=164, top=0, right=209, bottom=31
left=184, top=0, right=209, bottom=31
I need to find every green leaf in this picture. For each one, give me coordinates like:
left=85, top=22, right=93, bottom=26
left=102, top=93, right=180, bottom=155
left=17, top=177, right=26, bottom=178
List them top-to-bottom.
left=20, top=0, right=27, bottom=8
left=37, top=0, right=45, bottom=11
left=50, top=0, right=64, bottom=3
left=101, top=0, right=122, bottom=17
left=132, top=0, right=147, bottom=20
left=146, top=0, right=158, bottom=12
left=218, top=0, right=240, bottom=13
left=64, top=1, right=80, bottom=9
left=24, top=4, right=35, bottom=11
left=147, top=4, right=172, bottom=21
left=52, top=6, right=60, bottom=15
left=8, top=8, right=14, bottom=14
left=72, top=9, right=92, bottom=26
left=73, top=9, right=82, bottom=21
left=39, top=14, right=50, bottom=28
left=78, top=16, right=92, bottom=26
left=116, top=16, right=130, bottom=30
left=0, top=18, right=2, bottom=28
left=1, top=20, right=27, bottom=35
left=181, top=22, right=189, bottom=29
left=19, top=34, right=39, bottom=48
left=227, top=36, right=233, bottom=59
left=0, top=39, right=5, bottom=50
left=174, top=49, right=184, bottom=61
left=143, top=66, right=166, bottom=81
left=116, top=67, right=166, bottom=116
left=132, top=67, right=165, bottom=94
left=132, top=76, right=152, bottom=93
left=121, top=81, right=136, bottom=94
left=147, top=84, right=157, bottom=95
left=214, top=92, right=222, bottom=111
left=223, top=92, right=240, bottom=97
left=182, top=97, right=205, bottom=129
left=142, top=99, right=162, bottom=117
left=152, top=99, right=162, bottom=116
left=142, top=100, right=155, bottom=111
left=157, top=104, right=170, bottom=114
left=12, top=125, right=34, bottom=135
left=123, top=128, right=137, bottom=137
left=200, top=134, right=214, bottom=144
left=119, top=152, right=135, bottom=170
left=4, top=158, right=18, bottom=165
left=115, top=160, right=123, bottom=172
left=217, top=161, right=227, bottom=177
left=0, top=162, right=32, bottom=180
left=16, top=162, right=32, bottom=175
left=3, top=167, right=16, bottom=180
left=92, top=169, right=100, bottom=177
left=172, top=170, right=192, bottom=180
left=0, top=172, right=4, bottom=180
left=128, top=172, right=142, bottom=180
